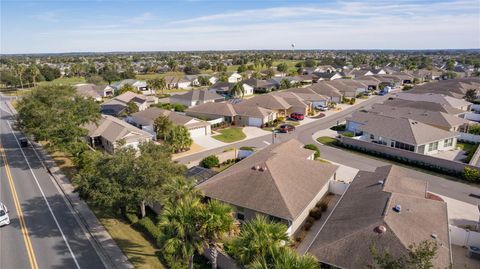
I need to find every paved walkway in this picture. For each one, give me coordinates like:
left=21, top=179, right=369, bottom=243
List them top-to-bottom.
left=192, top=134, right=227, bottom=148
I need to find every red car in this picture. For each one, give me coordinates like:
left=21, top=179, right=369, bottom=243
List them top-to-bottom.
left=290, top=113, right=304, bottom=121
left=278, top=124, right=295, bottom=133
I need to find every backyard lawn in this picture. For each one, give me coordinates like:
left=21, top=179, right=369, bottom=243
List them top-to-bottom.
left=38, top=76, right=86, bottom=86
left=212, top=127, right=246, bottom=143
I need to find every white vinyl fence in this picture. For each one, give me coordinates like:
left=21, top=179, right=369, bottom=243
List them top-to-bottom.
left=449, top=225, right=480, bottom=247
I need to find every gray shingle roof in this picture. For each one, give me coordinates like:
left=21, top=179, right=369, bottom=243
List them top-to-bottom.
left=171, top=90, right=224, bottom=102
left=349, top=112, right=458, bottom=145
left=198, top=139, right=338, bottom=221
left=307, top=165, right=451, bottom=269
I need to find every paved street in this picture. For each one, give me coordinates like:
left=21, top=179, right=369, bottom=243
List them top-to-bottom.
left=177, top=94, right=480, bottom=205
left=0, top=97, right=107, bottom=269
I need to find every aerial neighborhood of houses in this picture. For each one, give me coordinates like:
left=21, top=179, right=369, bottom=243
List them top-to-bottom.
left=2, top=51, right=480, bottom=269
left=71, top=56, right=480, bottom=267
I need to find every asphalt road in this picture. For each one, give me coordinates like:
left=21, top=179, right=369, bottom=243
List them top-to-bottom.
left=177, top=94, right=480, bottom=205
left=0, top=98, right=106, bottom=269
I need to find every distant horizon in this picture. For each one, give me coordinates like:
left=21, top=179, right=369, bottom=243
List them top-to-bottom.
left=2, top=0, right=479, bottom=54
left=2, top=48, right=480, bottom=56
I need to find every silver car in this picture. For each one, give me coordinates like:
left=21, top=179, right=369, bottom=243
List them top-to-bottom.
left=0, top=203, right=10, bottom=226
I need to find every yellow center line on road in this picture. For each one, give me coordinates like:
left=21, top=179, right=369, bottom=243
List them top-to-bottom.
left=0, top=143, right=39, bottom=269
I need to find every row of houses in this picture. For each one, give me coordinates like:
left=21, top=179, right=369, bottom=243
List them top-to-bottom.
left=345, top=78, right=480, bottom=157
left=196, top=139, right=452, bottom=268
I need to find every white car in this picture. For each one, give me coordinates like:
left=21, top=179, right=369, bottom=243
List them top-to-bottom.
left=315, top=105, right=329, bottom=111
left=0, top=203, right=10, bottom=226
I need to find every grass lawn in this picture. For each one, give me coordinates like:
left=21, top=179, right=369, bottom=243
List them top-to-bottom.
left=135, top=72, right=185, bottom=80
left=38, top=76, right=86, bottom=87
left=212, top=127, right=246, bottom=143
left=316, top=136, right=338, bottom=146
left=457, top=142, right=476, bottom=153
left=93, top=209, right=166, bottom=269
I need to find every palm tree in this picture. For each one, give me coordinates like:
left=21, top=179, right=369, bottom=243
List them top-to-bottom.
left=13, top=64, right=25, bottom=89
left=28, top=64, right=41, bottom=87
left=147, top=78, right=167, bottom=95
left=230, top=82, right=244, bottom=98
left=154, top=115, right=174, bottom=140
left=161, top=177, right=201, bottom=205
left=158, top=196, right=203, bottom=269
left=200, top=200, right=235, bottom=269
left=227, top=216, right=289, bottom=266
left=249, top=246, right=319, bottom=269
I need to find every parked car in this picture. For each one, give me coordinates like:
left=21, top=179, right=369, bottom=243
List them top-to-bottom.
left=378, top=90, right=387, bottom=96
left=315, top=105, right=329, bottom=111
left=290, top=113, right=304, bottom=121
left=278, top=124, right=295, bottom=133
left=19, top=137, right=29, bottom=147
left=0, top=202, right=10, bottom=226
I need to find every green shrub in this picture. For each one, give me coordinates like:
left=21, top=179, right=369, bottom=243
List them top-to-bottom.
left=402, top=85, right=413, bottom=91
left=349, top=98, right=356, bottom=105
left=331, top=124, right=346, bottom=131
left=342, top=132, right=355, bottom=137
left=303, top=144, right=320, bottom=159
left=239, top=146, right=255, bottom=151
left=200, top=155, right=220, bottom=168
left=464, top=167, right=480, bottom=183
left=318, top=201, right=328, bottom=212
left=309, top=208, right=322, bottom=220
left=125, top=212, right=139, bottom=224
left=137, top=217, right=160, bottom=241
left=304, top=221, right=313, bottom=231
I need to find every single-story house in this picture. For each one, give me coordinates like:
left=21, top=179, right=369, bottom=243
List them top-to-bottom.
left=227, top=72, right=243, bottom=83
left=312, top=72, right=343, bottom=81
left=185, top=75, right=200, bottom=86
left=164, top=76, right=192, bottom=89
left=409, top=77, right=480, bottom=99
left=242, top=78, right=277, bottom=93
left=111, top=79, right=153, bottom=95
left=209, top=81, right=235, bottom=96
left=307, top=83, right=343, bottom=103
left=75, top=84, right=115, bottom=101
left=285, top=88, right=330, bottom=106
left=169, top=90, right=225, bottom=107
left=100, top=91, right=148, bottom=116
left=270, top=91, right=312, bottom=115
left=394, top=92, right=471, bottom=111
left=239, top=94, right=292, bottom=117
left=382, top=98, right=466, bottom=116
left=186, top=102, right=237, bottom=123
left=368, top=103, right=470, bottom=132
left=233, top=104, right=277, bottom=127
left=127, top=107, right=211, bottom=138
left=346, top=112, right=458, bottom=155
left=84, top=115, right=153, bottom=154
left=198, top=139, right=338, bottom=235
left=307, top=165, right=451, bottom=269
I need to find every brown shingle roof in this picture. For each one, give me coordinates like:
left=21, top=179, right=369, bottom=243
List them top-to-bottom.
left=171, top=90, right=224, bottom=102
left=239, top=95, right=291, bottom=110
left=185, top=102, right=237, bottom=117
left=130, top=107, right=209, bottom=129
left=84, top=115, right=152, bottom=144
left=197, top=139, right=338, bottom=221
left=307, top=165, right=451, bottom=269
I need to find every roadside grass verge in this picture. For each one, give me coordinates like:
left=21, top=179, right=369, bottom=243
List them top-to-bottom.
left=212, top=127, right=246, bottom=143
left=316, top=136, right=338, bottom=147
left=92, top=208, right=166, bottom=269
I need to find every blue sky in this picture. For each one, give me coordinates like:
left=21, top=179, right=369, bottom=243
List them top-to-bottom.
left=1, top=0, right=479, bottom=54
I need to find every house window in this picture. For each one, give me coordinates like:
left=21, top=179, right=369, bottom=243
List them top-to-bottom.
left=370, top=134, right=374, bottom=139
left=444, top=138, right=453, bottom=147
left=391, top=141, right=395, bottom=147
left=394, top=141, right=414, bottom=152
left=428, top=141, right=439, bottom=151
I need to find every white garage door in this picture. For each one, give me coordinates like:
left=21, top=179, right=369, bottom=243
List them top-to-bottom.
left=248, top=117, right=263, bottom=127
left=189, top=127, right=207, bottom=137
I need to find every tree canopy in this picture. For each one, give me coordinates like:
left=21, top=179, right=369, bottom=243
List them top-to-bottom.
left=17, top=85, right=100, bottom=155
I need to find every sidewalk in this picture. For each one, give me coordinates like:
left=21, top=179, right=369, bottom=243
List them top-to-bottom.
left=6, top=101, right=133, bottom=269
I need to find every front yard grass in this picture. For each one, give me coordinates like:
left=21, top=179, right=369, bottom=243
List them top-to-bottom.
left=212, top=127, right=246, bottom=143
left=316, top=136, right=338, bottom=146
